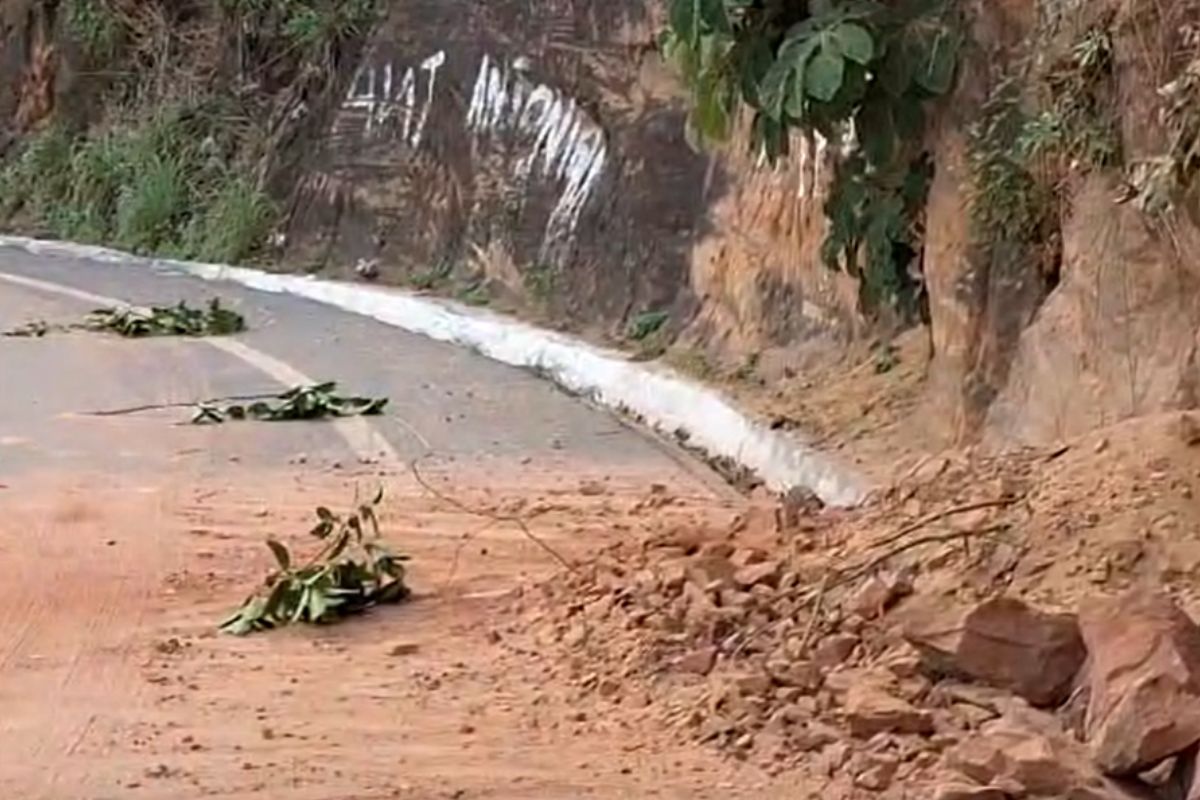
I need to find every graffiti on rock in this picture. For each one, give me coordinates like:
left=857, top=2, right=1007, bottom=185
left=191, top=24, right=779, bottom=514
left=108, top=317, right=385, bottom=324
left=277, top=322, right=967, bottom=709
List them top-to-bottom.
left=344, top=50, right=447, bottom=147
left=466, top=53, right=608, bottom=259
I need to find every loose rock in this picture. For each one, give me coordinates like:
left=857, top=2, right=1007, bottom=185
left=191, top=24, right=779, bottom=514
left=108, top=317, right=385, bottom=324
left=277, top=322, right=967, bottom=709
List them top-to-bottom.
left=1080, top=589, right=1200, bottom=776
left=903, top=595, right=1085, bottom=707
left=815, top=633, right=860, bottom=668
left=676, top=646, right=719, bottom=676
left=844, top=682, right=934, bottom=737
left=930, top=783, right=1009, bottom=800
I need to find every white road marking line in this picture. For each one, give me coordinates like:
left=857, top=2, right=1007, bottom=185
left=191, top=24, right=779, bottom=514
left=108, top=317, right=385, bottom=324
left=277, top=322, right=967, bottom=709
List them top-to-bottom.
left=0, top=270, right=402, bottom=467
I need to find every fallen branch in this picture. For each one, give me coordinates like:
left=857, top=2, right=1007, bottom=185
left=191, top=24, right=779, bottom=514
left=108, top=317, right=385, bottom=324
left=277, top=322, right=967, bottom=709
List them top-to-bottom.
left=88, top=299, right=245, bottom=338
left=193, top=382, right=387, bottom=424
left=80, top=383, right=389, bottom=423
left=82, top=391, right=282, bottom=417
left=409, top=457, right=577, bottom=574
left=221, top=489, right=410, bottom=635
left=863, top=496, right=1022, bottom=555
left=834, top=525, right=1011, bottom=592
left=795, top=571, right=830, bottom=657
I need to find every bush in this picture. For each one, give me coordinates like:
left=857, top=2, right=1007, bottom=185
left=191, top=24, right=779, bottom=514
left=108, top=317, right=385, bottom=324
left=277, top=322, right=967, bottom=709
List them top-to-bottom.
left=0, top=101, right=276, bottom=263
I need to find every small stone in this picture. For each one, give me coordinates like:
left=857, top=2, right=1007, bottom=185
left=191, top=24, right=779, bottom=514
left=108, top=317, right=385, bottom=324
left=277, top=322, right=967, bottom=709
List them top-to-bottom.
left=1177, top=413, right=1200, bottom=447
left=731, top=547, right=769, bottom=568
left=686, top=555, right=736, bottom=589
left=734, top=560, right=781, bottom=589
left=849, top=573, right=910, bottom=620
left=562, top=624, right=589, bottom=648
left=815, top=633, right=860, bottom=668
left=389, top=643, right=420, bottom=657
left=677, top=646, right=718, bottom=675
left=767, top=659, right=823, bottom=693
left=733, top=672, right=772, bottom=697
left=845, top=683, right=934, bottom=737
left=792, top=721, right=839, bottom=752
left=815, top=741, right=851, bottom=776
left=854, top=755, right=899, bottom=791
left=931, top=783, right=1009, bottom=800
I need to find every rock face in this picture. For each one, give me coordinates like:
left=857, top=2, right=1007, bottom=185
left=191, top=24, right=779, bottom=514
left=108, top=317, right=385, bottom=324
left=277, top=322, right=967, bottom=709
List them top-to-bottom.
left=285, top=0, right=711, bottom=330
left=1080, top=590, right=1200, bottom=776
left=903, top=596, right=1085, bottom=707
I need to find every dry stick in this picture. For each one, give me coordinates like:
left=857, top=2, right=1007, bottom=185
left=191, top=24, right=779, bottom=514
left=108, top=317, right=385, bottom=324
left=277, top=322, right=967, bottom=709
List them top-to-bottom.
left=81, top=391, right=285, bottom=417
left=409, top=458, right=578, bottom=574
left=862, top=496, right=1022, bottom=555
left=834, top=525, right=1012, bottom=594
left=732, top=526, right=1010, bottom=658
left=795, top=571, right=830, bottom=657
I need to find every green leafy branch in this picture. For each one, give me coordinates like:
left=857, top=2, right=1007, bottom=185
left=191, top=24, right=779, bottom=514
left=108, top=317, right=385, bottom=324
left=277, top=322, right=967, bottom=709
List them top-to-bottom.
left=662, top=0, right=963, bottom=315
left=966, top=21, right=1120, bottom=288
left=87, top=299, right=246, bottom=337
left=192, top=381, right=388, bottom=424
left=221, top=489, right=410, bottom=635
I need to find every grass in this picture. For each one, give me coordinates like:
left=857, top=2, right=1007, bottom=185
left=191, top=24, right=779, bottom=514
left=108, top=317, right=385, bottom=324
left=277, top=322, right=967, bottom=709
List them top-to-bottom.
left=64, top=0, right=124, bottom=61
left=0, top=102, right=276, bottom=264
left=116, top=154, right=190, bottom=252
left=191, top=178, right=277, bottom=263
left=523, top=262, right=556, bottom=305
left=458, top=283, right=491, bottom=307
left=664, top=347, right=717, bottom=381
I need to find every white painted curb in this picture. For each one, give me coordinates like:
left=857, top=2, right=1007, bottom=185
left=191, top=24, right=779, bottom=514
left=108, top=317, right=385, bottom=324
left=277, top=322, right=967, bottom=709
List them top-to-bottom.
left=0, top=235, right=870, bottom=506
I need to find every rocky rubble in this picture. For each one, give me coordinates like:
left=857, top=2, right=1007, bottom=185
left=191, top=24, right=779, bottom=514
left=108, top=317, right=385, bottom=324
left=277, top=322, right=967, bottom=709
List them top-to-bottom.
left=514, top=416, right=1200, bottom=798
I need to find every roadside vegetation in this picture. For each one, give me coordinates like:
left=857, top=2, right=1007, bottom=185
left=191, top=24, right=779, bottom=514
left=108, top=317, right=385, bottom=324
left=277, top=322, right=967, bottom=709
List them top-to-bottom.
left=0, top=0, right=376, bottom=264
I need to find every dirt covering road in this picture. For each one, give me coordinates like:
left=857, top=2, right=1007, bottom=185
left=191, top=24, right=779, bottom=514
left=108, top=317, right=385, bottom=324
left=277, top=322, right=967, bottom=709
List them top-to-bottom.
left=0, top=249, right=798, bottom=799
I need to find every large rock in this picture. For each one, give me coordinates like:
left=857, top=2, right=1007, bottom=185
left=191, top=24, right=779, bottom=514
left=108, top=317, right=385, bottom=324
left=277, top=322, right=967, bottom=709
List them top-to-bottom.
left=1080, top=590, right=1200, bottom=776
left=903, top=595, right=1085, bottom=707
left=944, top=717, right=1153, bottom=799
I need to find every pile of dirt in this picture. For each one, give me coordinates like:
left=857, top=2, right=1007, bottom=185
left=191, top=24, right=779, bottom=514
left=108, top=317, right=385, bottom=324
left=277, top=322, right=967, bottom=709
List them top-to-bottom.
left=511, top=411, right=1200, bottom=798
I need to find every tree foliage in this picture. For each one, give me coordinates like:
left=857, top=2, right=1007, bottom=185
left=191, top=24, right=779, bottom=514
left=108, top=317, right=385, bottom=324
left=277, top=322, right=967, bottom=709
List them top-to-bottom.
left=661, top=0, right=962, bottom=315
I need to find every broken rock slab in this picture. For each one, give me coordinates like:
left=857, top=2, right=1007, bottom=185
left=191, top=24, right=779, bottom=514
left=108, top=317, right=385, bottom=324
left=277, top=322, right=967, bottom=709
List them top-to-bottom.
left=1080, top=590, right=1200, bottom=776
left=902, top=595, right=1085, bottom=707
left=844, top=681, right=934, bottom=738
left=943, top=716, right=1154, bottom=799
left=929, top=783, right=1009, bottom=800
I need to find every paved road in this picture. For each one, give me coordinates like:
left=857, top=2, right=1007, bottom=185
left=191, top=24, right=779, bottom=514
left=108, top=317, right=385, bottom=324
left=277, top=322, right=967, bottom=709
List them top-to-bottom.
left=0, top=244, right=720, bottom=484
left=0, top=245, right=745, bottom=800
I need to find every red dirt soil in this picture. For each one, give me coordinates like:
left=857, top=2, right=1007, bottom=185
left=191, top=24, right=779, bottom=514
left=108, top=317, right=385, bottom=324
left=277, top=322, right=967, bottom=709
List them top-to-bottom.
left=0, top=462, right=813, bottom=799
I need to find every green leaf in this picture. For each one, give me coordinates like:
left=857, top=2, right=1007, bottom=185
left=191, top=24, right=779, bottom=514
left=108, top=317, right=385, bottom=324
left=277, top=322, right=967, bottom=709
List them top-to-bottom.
left=669, top=0, right=702, bottom=46
left=832, top=23, right=874, bottom=65
left=916, top=31, right=959, bottom=95
left=880, top=39, right=916, bottom=98
left=805, top=45, right=845, bottom=102
left=759, top=60, right=792, bottom=120
left=858, top=98, right=896, bottom=167
left=266, top=538, right=291, bottom=570
left=307, top=588, right=330, bottom=622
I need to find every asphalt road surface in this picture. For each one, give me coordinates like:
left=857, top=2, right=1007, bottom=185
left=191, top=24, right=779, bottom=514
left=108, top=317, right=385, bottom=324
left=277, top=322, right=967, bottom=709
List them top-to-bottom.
left=0, top=245, right=791, bottom=800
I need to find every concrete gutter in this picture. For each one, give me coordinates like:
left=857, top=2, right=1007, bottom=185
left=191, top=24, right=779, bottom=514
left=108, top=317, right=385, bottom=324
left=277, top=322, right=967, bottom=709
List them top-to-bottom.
left=0, top=235, right=871, bottom=507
